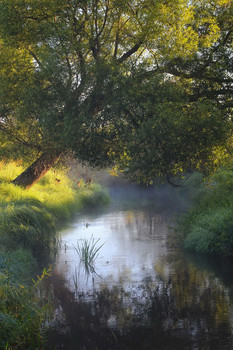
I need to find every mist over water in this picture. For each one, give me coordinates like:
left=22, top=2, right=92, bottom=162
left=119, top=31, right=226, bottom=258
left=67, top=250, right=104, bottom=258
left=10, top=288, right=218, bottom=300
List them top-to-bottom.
left=46, top=184, right=233, bottom=350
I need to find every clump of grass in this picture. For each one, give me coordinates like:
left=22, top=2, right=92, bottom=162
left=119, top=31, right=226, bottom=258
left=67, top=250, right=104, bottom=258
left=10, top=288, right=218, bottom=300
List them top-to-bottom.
left=0, top=161, right=24, bottom=183
left=178, top=168, right=233, bottom=256
left=74, top=183, right=110, bottom=209
left=0, top=199, right=55, bottom=255
left=74, top=235, right=105, bottom=272
left=0, top=249, right=50, bottom=349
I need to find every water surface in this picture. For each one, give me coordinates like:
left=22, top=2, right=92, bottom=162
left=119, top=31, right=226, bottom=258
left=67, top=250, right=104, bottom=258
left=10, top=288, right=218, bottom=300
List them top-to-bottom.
left=46, top=187, right=233, bottom=349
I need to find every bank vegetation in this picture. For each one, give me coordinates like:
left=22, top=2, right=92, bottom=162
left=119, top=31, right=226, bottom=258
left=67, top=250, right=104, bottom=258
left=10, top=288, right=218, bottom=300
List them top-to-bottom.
left=0, top=161, right=109, bottom=349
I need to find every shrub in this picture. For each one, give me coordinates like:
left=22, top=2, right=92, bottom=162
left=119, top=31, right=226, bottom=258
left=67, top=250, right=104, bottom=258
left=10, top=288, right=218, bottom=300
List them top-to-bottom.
left=178, top=168, right=233, bottom=256
left=184, top=208, right=233, bottom=255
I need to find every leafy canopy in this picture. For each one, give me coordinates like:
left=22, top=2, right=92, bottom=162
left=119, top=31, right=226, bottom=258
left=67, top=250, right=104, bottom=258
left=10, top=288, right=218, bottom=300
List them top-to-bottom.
left=0, top=0, right=232, bottom=182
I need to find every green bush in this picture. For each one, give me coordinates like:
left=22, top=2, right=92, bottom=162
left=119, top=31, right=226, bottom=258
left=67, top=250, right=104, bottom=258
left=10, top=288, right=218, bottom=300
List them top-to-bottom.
left=178, top=168, right=233, bottom=256
left=184, top=208, right=233, bottom=255
left=0, top=249, right=47, bottom=349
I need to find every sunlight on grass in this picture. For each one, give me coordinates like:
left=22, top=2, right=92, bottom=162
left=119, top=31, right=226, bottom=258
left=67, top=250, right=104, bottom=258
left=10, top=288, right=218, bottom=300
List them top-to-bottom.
left=0, top=160, right=110, bottom=349
left=0, top=161, right=110, bottom=221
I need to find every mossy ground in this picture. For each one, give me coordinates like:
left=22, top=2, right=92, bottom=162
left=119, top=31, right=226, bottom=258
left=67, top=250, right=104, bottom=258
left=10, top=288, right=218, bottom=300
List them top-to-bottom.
left=0, top=161, right=110, bottom=349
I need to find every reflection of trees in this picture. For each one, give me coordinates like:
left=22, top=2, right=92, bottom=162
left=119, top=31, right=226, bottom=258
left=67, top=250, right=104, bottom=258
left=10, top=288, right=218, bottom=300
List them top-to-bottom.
left=116, top=209, right=171, bottom=241
left=155, top=253, right=233, bottom=349
left=46, top=261, right=233, bottom=350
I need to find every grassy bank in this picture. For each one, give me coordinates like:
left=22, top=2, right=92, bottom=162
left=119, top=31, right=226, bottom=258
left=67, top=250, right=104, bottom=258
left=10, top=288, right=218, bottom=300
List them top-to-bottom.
left=0, top=161, right=110, bottom=349
left=177, top=168, right=233, bottom=256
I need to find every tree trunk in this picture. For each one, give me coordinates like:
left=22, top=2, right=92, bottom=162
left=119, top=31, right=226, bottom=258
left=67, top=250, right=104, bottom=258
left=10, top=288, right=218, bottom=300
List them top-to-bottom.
left=12, top=152, right=61, bottom=189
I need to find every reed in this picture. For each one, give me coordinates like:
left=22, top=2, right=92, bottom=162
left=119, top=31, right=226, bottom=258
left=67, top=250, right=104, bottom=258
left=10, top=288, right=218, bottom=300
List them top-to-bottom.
left=74, top=235, right=105, bottom=271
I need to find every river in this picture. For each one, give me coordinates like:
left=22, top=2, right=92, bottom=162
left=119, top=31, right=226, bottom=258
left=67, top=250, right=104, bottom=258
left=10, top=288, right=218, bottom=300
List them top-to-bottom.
left=46, top=186, right=233, bottom=349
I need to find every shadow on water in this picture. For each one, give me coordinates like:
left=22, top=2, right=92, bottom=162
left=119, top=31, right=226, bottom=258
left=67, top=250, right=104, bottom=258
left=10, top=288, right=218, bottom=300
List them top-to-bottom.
left=44, top=185, right=233, bottom=350
left=185, top=250, right=233, bottom=289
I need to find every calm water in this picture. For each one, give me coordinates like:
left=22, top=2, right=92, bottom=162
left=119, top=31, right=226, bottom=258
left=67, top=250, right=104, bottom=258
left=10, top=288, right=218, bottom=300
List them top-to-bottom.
left=46, top=187, right=233, bottom=350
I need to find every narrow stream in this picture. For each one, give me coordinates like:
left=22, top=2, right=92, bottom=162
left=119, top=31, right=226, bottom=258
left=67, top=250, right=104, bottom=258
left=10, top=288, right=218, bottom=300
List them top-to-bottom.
left=46, top=187, right=233, bottom=350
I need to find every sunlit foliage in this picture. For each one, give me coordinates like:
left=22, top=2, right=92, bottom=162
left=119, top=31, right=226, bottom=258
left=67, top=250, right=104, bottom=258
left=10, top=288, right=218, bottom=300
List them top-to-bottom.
left=0, top=0, right=232, bottom=186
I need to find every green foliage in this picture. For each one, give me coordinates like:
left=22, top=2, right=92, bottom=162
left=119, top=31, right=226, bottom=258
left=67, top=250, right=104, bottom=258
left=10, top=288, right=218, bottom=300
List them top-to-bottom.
left=0, top=0, right=232, bottom=187
left=110, top=74, right=232, bottom=183
left=0, top=161, right=110, bottom=221
left=178, top=168, right=233, bottom=256
left=75, top=183, right=110, bottom=209
left=185, top=207, right=233, bottom=256
left=0, top=249, right=49, bottom=349
left=0, top=249, right=36, bottom=285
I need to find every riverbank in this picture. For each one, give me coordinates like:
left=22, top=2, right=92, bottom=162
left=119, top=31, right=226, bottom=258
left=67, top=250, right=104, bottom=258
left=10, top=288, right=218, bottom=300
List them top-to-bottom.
left=0, top=161, right=110, bottom=349
left=177, top=168, right=233, bottom=256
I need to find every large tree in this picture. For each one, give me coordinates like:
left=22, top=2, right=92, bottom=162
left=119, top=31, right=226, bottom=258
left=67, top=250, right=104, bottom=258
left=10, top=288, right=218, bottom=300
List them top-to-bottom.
left=0, top=0, right=232, bottom=187
left=111, top=75, right=231, bottom=184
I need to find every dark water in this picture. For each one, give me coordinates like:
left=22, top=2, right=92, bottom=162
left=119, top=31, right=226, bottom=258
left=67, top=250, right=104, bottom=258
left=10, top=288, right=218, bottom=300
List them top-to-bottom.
left=46, top=187, right=233, bottom=350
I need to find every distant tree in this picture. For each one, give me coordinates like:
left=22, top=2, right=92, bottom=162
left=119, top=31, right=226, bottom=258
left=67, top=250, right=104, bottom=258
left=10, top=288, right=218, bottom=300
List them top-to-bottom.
left=0, top=0, right=232, bottom=187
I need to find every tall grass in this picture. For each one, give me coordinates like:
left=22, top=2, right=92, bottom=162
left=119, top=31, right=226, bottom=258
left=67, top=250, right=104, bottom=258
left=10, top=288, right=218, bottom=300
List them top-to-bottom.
left=0, top=160, right=110, bottom=349
left=0, top=161, right=109, bottom=212
left=178, top=168, right=233, bottom=256
left=74, top=235, right=105, bottom=272
left=0, top=248, right=49, bottom=349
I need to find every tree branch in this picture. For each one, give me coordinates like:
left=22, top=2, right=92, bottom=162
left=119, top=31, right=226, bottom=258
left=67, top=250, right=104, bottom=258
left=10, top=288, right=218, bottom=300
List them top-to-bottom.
left=97, top=0, right=109, bottom=38
left=117, top=41, right=142, bottom=64
left=28, top=49, right=43, bottom=67
left=0, top=120, right=42, bottom=151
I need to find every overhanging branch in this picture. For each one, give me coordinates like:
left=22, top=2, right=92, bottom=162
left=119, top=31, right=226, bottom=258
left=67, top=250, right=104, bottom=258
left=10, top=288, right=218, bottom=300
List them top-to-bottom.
left=117, top=41, right=142, bottom=64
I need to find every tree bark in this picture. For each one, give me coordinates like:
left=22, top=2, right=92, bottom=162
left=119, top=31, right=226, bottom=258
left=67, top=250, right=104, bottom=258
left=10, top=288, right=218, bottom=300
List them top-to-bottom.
left=12, top=152, right=61, bottom=189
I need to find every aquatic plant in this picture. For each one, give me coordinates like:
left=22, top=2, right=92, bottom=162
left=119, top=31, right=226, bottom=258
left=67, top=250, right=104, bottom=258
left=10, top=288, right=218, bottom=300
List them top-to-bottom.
left=74, top=236, right=105, bottom=271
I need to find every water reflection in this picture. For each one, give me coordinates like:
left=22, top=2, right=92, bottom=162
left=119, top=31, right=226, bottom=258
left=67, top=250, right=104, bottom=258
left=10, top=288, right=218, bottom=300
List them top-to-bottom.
left=46, top=196, right=233, bottom=349
left=46, top=259, right=233, bottom=349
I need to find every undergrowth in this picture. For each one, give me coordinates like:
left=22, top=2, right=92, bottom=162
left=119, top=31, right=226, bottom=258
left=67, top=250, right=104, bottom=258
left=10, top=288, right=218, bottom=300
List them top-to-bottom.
left=0, top=161, right=110, bottom=349
left=178, top=168, right=233, bottom=256
left=0, top=249, right=49, bottom=349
